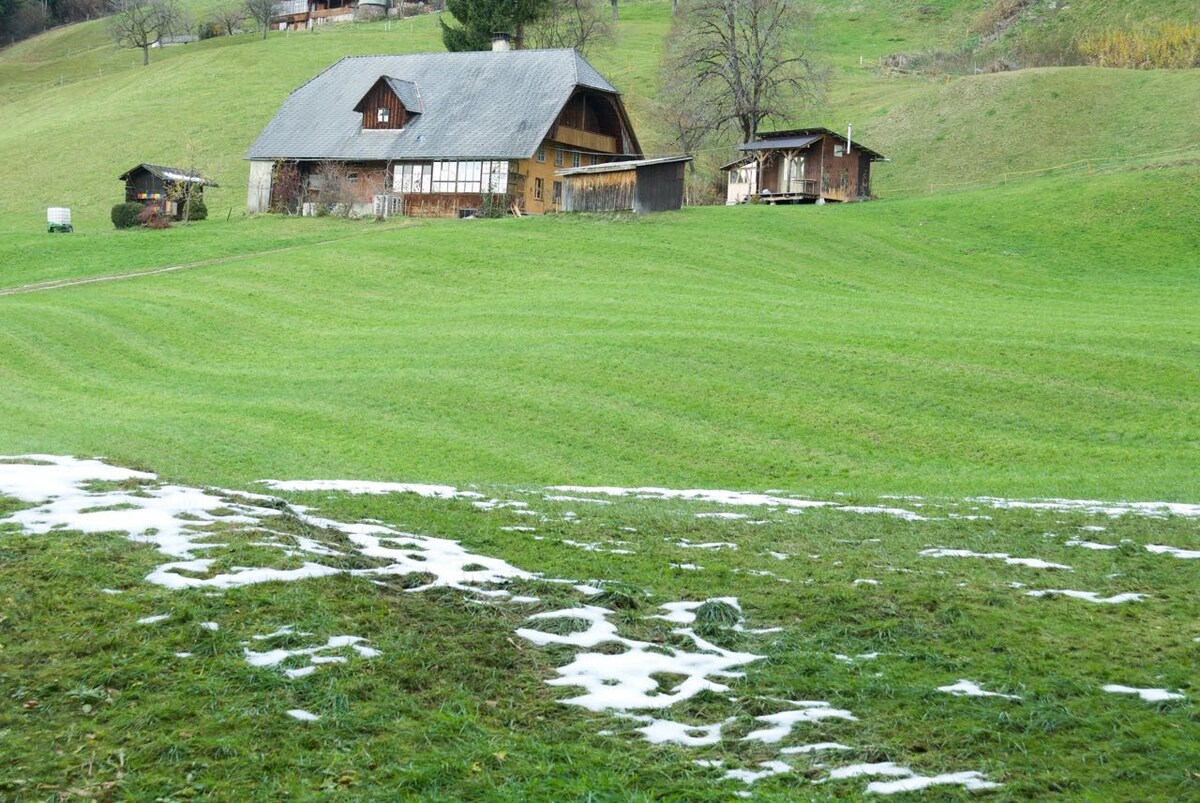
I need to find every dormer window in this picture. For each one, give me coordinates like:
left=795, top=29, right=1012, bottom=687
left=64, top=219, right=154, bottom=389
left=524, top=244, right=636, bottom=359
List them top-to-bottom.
left=354, top=76, right=423, bottom=131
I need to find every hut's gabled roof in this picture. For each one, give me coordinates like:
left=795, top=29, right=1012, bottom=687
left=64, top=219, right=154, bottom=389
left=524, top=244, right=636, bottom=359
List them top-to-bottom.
left=246, top=49, right=633, bottom=162
left=739, top=127, right=886, bottom=161
left=118, top=163, right=219, bottom=186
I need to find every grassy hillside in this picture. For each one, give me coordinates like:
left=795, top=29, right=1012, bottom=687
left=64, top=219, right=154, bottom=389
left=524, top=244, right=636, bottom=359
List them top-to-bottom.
left=2, top=1, right=1197, bottom=231
left=0, top=164, right=1196, bottom=499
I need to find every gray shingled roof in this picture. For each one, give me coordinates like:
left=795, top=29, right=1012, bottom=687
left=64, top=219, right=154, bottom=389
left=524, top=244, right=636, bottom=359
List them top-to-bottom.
left=246, top=49, right=619, bottom=162
left=383, top=77, right=423, bottom=114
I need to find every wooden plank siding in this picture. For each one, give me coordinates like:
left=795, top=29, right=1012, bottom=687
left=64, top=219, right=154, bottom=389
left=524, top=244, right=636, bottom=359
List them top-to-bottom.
left=359, top=82, right=407, bottom=130
left=562, top=170, right=636, bottom=212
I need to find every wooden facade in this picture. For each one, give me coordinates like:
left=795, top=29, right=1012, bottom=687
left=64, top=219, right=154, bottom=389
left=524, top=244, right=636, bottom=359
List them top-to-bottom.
left=355, top=79, right=410, bottom=130
left=723, top=128, right=885, bottom=205
left=558, top=156, right=691, bottom=214
left=119, top=164, right=216, bottom=219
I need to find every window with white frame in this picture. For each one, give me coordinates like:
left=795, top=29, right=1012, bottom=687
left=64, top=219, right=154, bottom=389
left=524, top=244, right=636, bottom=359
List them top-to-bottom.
left=377, top=107, right=390, bottom=124
left=572, top=151, right=581, bottom=167
left=395, top=161, right=510, bottom=194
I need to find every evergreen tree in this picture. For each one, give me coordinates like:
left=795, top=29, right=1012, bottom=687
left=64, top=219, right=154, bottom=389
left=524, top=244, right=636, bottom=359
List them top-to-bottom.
left=441, top=0, right=552, bottom=51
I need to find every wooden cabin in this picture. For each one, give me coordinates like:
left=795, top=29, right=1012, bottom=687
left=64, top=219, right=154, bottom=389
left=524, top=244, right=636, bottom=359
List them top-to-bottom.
left=272, top=0, right=355, bottom=31
left=245, top=48, right=643, bottom=218
left=721, top=128, right=886, bottom=205
left=557, top=156, right=691, bottom=214
left=118, top=164, right=218, bottom=219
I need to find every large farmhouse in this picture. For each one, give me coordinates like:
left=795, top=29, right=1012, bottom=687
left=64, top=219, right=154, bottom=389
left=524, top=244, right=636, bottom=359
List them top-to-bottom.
left=245, top=48, right=643, bottom=218
left=722, top=128, right=886, bottom=205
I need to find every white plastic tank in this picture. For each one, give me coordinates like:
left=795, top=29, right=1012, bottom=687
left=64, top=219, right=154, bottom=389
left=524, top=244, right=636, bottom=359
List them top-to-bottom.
left=47, top=207, right=72, bottom=232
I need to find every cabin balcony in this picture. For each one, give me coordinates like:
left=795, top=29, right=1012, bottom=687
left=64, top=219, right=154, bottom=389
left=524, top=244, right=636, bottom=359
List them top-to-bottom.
left=554, top=125, right=616, bottom=154
left=760, top=178, right=818, bottom=202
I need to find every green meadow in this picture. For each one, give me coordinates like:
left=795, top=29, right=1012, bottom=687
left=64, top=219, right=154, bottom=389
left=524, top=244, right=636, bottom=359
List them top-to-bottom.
left=1, top=0, right=1198, bottom=798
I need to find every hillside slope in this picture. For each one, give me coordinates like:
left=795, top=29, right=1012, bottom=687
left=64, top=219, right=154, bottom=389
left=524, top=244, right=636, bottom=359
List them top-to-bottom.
left=2, top=1, right=1197, bottom=230
left=0, top=164, right=1196, bottom=498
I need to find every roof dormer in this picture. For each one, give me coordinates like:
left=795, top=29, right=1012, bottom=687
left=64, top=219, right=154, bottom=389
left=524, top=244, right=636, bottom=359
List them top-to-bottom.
left=353, top=76, right=423, bottom=131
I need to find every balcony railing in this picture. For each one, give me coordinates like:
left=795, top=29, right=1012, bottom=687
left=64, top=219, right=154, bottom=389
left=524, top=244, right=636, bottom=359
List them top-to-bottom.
left=554, top=125, right=616, bottom=154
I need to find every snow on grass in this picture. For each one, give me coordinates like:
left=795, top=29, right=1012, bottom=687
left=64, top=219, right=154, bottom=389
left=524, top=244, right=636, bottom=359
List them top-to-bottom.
left=260, top=479, right=483, bottom=500
left=548, top=485, right=833, bottom=510
left=968, top=497, right=1200, bottom=518
left=835, top=506, right=929, bottom=521
left=695, top=512, right=749, bottom=520
left=559, top=539, right=635, bottom=555
left=675, top=539, right=738, bottom=550
left=1064, top=539, right=1118, bottom=550
left=1144, top=544, right=1200, bottom=559
left=920, top=548, right=1071, bottom=570
left=670, top=562, right=703, bottom=570
left=853, top=578, right=881, bottom=586
left=1025, top=590, right=1147, bottom=604
left=517, top=604, right=764, bottom=712
left=137, top=614, right=170, bottom=624
left=200, top=621, right=219, bottom=631
left=243, top=634, right=380, bottom=679
left=834, top=652, right=879, bottom=663
left=937, top=680, right=1021, bottom=700
left=1102, top=685, right=1185, bottom=702
left=742, top=702, right=858, bottom=744
left=286, top=709, right=320, bottom=722
left=627, top=715, right=736, bottom=747
left=780, top=742, right=852, bottom=754
left=722, top=760, right=792, bottom=784
left=824, top=762, right=914, bottom=781
left=867, top=771, right=1001, bottom=795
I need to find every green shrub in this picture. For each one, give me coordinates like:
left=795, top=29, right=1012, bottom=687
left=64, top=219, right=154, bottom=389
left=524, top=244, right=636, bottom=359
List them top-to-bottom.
left=184, top=197, right=208, bottom=221
left=111, top=202, right=143, bottom=229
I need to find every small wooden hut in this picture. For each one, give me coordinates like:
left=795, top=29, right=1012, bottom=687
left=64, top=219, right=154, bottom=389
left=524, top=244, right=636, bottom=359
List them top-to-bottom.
left=721, top=128, right=885, bottom=205
left=557, top=156, right=692, bottom=214
left=118, top=164, right=218, bottom=219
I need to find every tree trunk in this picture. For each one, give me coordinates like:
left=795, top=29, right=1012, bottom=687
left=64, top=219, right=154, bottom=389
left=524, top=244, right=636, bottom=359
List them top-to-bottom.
left=610, top=0, right=617, bottom=21
left=671, top=0, right=678, bottom=15
left=141, top=43, right=149, bottom=65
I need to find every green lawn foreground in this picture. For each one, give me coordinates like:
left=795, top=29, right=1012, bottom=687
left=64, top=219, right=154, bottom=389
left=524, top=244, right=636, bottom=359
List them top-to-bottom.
left=0, top=165, right=1196, bottom=500
left=1, top=472, right=1197, bottom=799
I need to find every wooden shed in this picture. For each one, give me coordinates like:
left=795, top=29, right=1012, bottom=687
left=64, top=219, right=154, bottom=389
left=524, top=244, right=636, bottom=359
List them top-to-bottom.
left=721, top=128, right=885, bottom=205
left=556, top=155, right=692, bottom=214
left=119, top=164, right=218, bottom=219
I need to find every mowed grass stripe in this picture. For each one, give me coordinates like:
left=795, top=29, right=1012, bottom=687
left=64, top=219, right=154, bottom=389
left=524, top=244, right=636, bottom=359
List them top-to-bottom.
left=0, top=168, right=1196, bottom=496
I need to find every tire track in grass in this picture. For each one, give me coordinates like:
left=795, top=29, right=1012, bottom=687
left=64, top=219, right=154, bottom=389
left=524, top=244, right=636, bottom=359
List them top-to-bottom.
left=0, top=226, right=399, bottom=298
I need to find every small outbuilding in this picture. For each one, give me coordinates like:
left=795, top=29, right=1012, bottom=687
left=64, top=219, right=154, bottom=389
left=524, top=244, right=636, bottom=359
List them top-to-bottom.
left=721, top=127, right=885, bottom=205
left=556, top=155, right=692, bottom=214
left=119, top=163, right=218, bottom=219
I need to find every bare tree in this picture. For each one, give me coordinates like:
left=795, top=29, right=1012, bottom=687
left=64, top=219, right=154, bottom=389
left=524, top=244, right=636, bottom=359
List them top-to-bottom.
left=109, top=0, right=181, bottom=65
left=243, top=0, right=275, bottom=39
left=528, top=0, right=610, bottom=54
left=663, top=0, right=826, bottom=145
left=210, top=4, right=245, bottom=35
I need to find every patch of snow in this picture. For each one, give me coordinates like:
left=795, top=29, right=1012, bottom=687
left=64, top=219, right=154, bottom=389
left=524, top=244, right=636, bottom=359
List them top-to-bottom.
left=260, top=479, right=483, bottom=500
left=549, top=485, right=832, bottom=511
left=544, top=494, right=612, bottom=505
left=968, top=497, right=1200, bottom=519
left=835, top=505, right=928, bottom=521
left=695, top=512, right=748, bottom=520
left=1080, top=525, right=1107, bottom=532
left=500, top=526, right=537, bottom=532
left=560, top=539, right=635, bottom=555
left=676, top=539, right=739, bottom=550
left=1064, top=539, right=1118, bottom=550
left=1145, top=544, right=1200, bottom=559
left=920, top=548, right=1071, bottom=570
left=766, top=552, right=789, bottom=560
left=670, top=563, right=703, bottom=570
left=853, top=579, right=880, bottom=586
left=100, top=588, right=123, bottom=595
left=1025, top=590, right=1147, bottom=604
left=517, top=605, right=764, bottom=712
left=137, top=614, right=170, bottom=624
left=200, top=621, right=219, bottom=631
left=244, top=634, right=380, bottom=678
left=175, top=652, right=192, bottom=658
left=834, top=653, right=879, bottom=663
left=937, top=680, right=1021, bottom=700
left=1102, top=684, right=1184, bottom=702
left=743, top=702, right=858, bottom=744
left=286, top=709, right=320, bottom=721
left=628, top=715, right=736, bottom=747
left=780, top=742, right=852, bottom=755
left=694, top=759, right=724, bottom=768
left=723, top=760, right=793, bottom=784
left=825, top=762, right=913, bottom=781
left=867, top=771, right=1000, bottom=795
